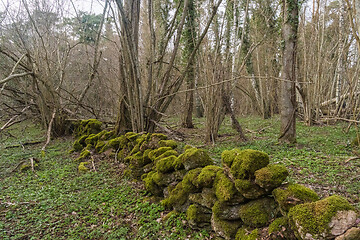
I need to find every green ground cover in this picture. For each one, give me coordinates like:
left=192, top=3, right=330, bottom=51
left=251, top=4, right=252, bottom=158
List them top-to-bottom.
left=1, top=116, right=359, bottom=239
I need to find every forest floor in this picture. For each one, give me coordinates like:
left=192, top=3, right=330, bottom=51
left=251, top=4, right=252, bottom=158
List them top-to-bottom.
left=1, top=116, right=359, bottom=239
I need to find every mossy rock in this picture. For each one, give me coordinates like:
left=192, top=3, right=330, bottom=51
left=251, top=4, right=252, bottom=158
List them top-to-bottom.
left=75, top=119, right=102, bottom=137
left=85, top=130, right=107, bottom=146
left=102, top=130, right=116, bottom=140
left=125, top=132, right=139, bottom=141
left=139, top=133, right=167, bottom=151
left=108, top=135, right=128, bottom=150
left=72, top=139, right=85, bottom=152
left=159, top=140, right=178, bottom=149
left=95, top=141, right=106, bottom=153
left=184, top=145, right=195, bottom=151
left=148, top=147, right=173, bottom=161
left=177, top=148, right=213, bottom=171
left=221, top=148, right=242, bottom=168
left=75, top=149, right=91, bottom=162
left=230, top=149, right=269, bottom=179
left=154, top=150, right=178, bottom=163
left=156, top=155, right=178, bottom=173
left=78, top=161, right=90, bottom=174
left=254, top=164, right=288, bottom=191
left=191, top=165, right=222, bottom=188
left=153, top=170, right=185, bottom=187
left=143, top=171, right=163, bottom=196
left=214, top=171, right=238, bottom=203
left=162, top=179, right=196, bottom=212
left=234, top=179, right=267, bottom=199
left=272, top=184, right=320, bottom=215
left=189, top=188, right=217, bottom=209
left=288, top=195, right=357, bottom=240
left=239, top=198, right=279, bottom=228
left=212, top=201, right=242, bottom=221
left=186, top=204, right=212, bottom=228
left=211, top=214, right=243, bottom=240
left=268, top=216, right=296, bottom=239
left=235, top=227, right=259, bottom=240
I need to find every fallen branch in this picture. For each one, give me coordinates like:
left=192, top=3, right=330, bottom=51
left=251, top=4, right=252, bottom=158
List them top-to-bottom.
left=0, top=106, right=30, bottom=132
left=41, top=108, right=56, bottom=152
left=321, top=117, right=360, bottom=124
left=150, top=120, right=184, bottom=141
left=5, top=140, right=43, bottom=149
left=91, top=156, right=97, bottom=172
left=345, top=156, right=360, bottom=163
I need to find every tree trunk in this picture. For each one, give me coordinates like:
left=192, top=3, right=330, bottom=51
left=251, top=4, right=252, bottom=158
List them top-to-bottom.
left=279, top=0, right=298, bottom=144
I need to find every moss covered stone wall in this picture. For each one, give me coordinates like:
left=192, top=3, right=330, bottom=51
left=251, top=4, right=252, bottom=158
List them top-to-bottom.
left=70, top=120, right=359, bottom=240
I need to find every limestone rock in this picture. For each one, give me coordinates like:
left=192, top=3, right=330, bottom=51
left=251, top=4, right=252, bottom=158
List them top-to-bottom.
left=177, top=148, right=213, bottom=171
left=230, top=149, right=269, bottom=179
left=254, top=164, right=289, bottom=191
left=235, top=179, right=267, bottom=199
left=189, top=188, right=217, bottom=209
left=288, top=195, right=356, bottom=240
left=239, top=197, right=279, bottom=228
left=212, top=201, right=242, bottom=220
left=186, top=204, right=212, bottom=228
left=211, top=214, right=243, bottom=240
left=335, top=227, right=360, bottom=240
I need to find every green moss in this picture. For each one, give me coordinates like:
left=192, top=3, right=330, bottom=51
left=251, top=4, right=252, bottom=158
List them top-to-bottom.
left=75, top=119, right=102, bottom=137
left=85, top=130, right=107, bottom=146
left=102, top=130, right=116, bottom=140
left=125, top=132, right=138, bottom=141
left=108, top=135, right=128, bottom=150
left=72, top=139, right=84, bottom=152
left=159, top=140, right=178, bottom=149
left=95, top=141, right=105, bottom=152
left=183, top=145, right=194, bottom=151
left=148, top=147, right=173, bottom=161
left=177, top=148, right=213, bottom=171
left=221, top=148, right=242, bottom=168
left=75, top=149, right=91, bottom=162
left=230, top=149, right=269, bottom=179
left=154, top=150, right=178, bottom=163
left=156, top=155, right=178, bottom=173
left=78, top=162, right=90, bottom=174
left=20, top=163, right=31, bottom=172
left=254, top=164, right=288, bottom=190
left=192, top=165, right=222, bottom=188
left=182, top=168, right=202, bottom=187
left=143, top=171, right=163, bottom=196
left=214, top=171, right=237, bottom=202
left=162, top=178, right=197, bottom=210
left=272, top=184, right=320, bottom=214
left=188, top=188, right=217, bottom=209
left=288, top=195, right=356, bottom=238
left=239, top=198, right=279, bottom=228
left=186, top=204, right=211, bottom=225
left=211, top=214, right=243, bottom=240
left=268, top=217, right=289, bottom=234
left=235, top=227, right=259, bottom=240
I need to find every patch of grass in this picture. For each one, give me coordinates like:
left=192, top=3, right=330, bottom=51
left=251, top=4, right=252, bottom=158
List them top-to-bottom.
left=0, top=122, right=210, bottom=239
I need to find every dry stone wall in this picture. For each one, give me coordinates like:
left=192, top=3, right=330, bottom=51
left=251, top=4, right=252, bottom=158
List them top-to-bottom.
left=71, top=120, right=360, bottom=240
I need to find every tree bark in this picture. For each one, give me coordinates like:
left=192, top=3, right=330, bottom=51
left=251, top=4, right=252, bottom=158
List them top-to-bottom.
left=279, top=0, right=298, bottom=144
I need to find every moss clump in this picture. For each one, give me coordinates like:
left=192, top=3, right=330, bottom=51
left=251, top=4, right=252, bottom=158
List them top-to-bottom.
left=75, top=119, right=102, bottom=137
left=85, top=130, right=107, bottom=146
left=125, top=132, right=138, bottom=141
left=108, top=135, right=128, bottom=150
left=72, top=139, right=84, bottom=152
left=159, top=140, right=178, bottom=149
left=95, top=141, right=105, bottom=152
left=184, top=145, right=194, bottom=151
left=148, top=147, right=173, bottom=161
left=177, top=148, right=213, bottom=171
left=221, top=148, right=242, bottom=167
left=75, top=149, right=91, bottom=162
left=230, top=149, right=269, bottom=179
left=154, top=150, right=178, bottom=163
left=156, top=155, right=178, bottom=173
left=78, top=162, right=90, bottom=174
left=20, top=163, right=31, bottom=172
left=254, top=164, right=288, bottom=191
left=192, top=165, right=222, bottom=188
left=143, top=171, right=163, bottom=196
left=214, top=171, right=238, bottom=202
left=235, top=179, right=266, bottom=199
left=162, top=181, right=195, bottom=211
left=272, top=184, right=320, bottom=214
left=189, top=188, right=217, bottom=209
left=288, top=195, right=356, bottom=239
left=239, top=198, right=279, bottom=228
left=212, top=201, right=243, bottom=220
left=186, top=204, right=212, bottom=226
left=211, top=214, right=243, bottom=240
left=268, top=217, right=289, bottom=234
left=235, top=228, right=259, bottom=240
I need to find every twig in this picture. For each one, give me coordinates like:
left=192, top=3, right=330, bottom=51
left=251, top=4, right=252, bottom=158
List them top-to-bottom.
left=0, top=106, right=30, bottom=132
left=41, top=108, right=56, bottom=152
left=322, top=117, right=360, bottom=124
left=150, top=120, right=184, bottom=141
left=5, top=140, right=43, bottom=149
left=91, top=156, right=97, bottom=172
left=345, top=156, right=360, bottom=163
left=30, top=157, right=34, bottom=172
left=9, top=160, right=26, bottom=173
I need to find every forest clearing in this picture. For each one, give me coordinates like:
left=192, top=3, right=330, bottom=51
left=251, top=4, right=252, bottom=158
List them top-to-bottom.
left=1, top=0, right=360, bottom=239
left=1, top=116, right=359, bottom=239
